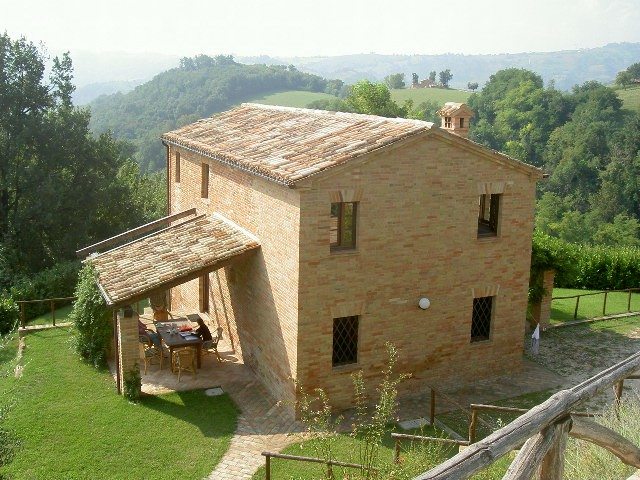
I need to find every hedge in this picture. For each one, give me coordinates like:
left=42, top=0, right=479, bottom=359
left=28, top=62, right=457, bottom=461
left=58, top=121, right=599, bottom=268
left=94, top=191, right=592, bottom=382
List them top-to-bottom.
left=532, top=232, right=640, bottom=291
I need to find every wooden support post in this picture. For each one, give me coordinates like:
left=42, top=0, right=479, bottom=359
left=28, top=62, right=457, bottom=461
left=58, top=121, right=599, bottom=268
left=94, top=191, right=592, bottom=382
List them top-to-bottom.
left=629, top=289, right=633, bottom=312
left=603, top=291, right=608, bottom=316
left=574, top=296, right=580, bottom=320
left=51, top=300, right=56, bottom=326
left=20, top=303, right=25, bottom=328
left=613, top=380, right=624, bottom=419
left=430, top=387, right=436, bottom=425
left=469, top=408, right=478, bottom=444
left=538, top=417, right=572, bottom=479
left=503, top=424, right=558, bottom=480
left=394, top=437, right=401, bottom=464
left=265, top=454, right=270, bottom=480
left=327, top=461, right=333, bottom=479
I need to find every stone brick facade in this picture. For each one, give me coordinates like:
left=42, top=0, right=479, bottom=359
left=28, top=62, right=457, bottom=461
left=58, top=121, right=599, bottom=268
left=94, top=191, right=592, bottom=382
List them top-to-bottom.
left=166, top=127, right=538, bottom=410
left=117, top=307, right=140, bottom=393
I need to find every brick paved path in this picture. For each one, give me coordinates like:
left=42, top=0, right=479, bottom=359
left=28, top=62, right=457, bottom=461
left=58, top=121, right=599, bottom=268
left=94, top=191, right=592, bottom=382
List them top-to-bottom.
left=207, top=376, right=304, bottom=480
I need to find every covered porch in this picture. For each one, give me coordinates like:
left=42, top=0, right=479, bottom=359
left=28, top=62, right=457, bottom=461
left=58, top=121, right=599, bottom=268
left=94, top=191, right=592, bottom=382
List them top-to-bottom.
left=81, top=209, right=260, bottom=394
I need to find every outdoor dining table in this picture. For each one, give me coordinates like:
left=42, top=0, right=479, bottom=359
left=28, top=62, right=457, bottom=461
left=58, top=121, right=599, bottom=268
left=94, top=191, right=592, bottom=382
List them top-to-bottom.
left=155, top=318, right=203, bottom=368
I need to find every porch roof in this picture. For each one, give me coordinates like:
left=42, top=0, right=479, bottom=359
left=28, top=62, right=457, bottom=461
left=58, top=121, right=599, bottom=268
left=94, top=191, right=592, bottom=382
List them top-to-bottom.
left=90, top=213, right=260, bottom=308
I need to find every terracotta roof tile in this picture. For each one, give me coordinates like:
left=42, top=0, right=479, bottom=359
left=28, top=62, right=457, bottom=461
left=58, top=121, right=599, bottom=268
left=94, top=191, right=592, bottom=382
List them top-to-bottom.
left=161, top=103, right=433, bottom=185
left=91, top=214, right=259, bottom=306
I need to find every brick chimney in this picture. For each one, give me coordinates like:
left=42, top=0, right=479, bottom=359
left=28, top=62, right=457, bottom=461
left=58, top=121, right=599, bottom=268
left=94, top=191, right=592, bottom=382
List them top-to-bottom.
left=437, top=102, right=474, bottom=138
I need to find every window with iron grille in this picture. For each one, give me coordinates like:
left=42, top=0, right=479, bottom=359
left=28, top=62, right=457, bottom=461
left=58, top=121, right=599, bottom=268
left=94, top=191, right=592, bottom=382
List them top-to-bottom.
left=444, top=116, right=452, bottom=128
left=175, top=151, right=181, bottom=183
left=201, top=163, right=209, bottom=198
left=477, top=193, right=500, bottom=237
left=330, top=202, right=357, bottom=251
left=471, top=296, right=493, bottom=342
left=332, top=316, right=359, bottom=367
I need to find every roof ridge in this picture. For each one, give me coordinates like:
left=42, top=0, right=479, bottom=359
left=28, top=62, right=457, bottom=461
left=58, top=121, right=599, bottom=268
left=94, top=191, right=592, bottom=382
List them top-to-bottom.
left=240, top=102, right=434, bottom=128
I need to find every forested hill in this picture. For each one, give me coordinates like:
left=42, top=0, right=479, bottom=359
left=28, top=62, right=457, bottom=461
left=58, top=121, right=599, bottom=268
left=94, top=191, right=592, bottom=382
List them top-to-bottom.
left=88, top=55, right=335, bottom=171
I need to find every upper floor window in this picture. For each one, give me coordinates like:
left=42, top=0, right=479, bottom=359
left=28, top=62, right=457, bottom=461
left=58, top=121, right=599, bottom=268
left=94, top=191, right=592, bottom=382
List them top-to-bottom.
left=444, top=116, right=452, bottom=128
left=459, top=118, right=465, bottom=128
left=175, top=151, right=181, bottom=183
left=201, top=163, right=209, bottom=198
left=478, top=194, right=500, bottom=237
left=330, top=202, right=357, bottom=251
left=471, top=296, right=493, bottom=342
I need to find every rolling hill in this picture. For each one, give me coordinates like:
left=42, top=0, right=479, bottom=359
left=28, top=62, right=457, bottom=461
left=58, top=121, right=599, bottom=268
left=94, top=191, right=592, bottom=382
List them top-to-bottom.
left=615, top=85, right=640, bottom=113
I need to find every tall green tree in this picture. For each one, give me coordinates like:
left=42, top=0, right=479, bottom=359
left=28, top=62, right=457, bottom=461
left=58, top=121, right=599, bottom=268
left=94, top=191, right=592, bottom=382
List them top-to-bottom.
left=438, top=69, right=453, bottom=87
left=383, top=73, right=405, bottom=89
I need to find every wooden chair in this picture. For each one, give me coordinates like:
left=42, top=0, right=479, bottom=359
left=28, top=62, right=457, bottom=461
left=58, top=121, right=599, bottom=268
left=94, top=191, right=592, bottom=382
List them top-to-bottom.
left=203, top=327, right=224, bottom=362
left=139, top=335, right=164, bottom=374
left=172, top=347, right=197, bottom=381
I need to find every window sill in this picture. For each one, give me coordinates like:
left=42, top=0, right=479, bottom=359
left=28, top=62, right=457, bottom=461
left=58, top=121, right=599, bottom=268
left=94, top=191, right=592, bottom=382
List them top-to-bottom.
left=477, top=234, right=499, bottom=241
left=330, top=248, right=359, bottom=256
left=470, top=338, right=493, bottom=346
left=332, top=362, right=360, bottom=373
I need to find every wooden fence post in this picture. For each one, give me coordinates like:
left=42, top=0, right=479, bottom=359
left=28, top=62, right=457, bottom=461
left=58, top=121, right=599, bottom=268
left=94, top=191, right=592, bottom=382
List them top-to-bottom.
left=629, top=289, right=633, bottom=312
left=603, top=291, right=608, bottom=316
left=573, top=296, right=580, bottom=320
left=51, top=300, right=56, bottom=326
left=20, top=303, right=25, bottom=328
left=430, top=387, right=436, bottom=425
left=469, top=408, right=478, bottom=444
left=537, top=417, right=572, bottom=479
left=394, top=437, right=401, bottom=464
left=265, top=454, right=270, bottom=480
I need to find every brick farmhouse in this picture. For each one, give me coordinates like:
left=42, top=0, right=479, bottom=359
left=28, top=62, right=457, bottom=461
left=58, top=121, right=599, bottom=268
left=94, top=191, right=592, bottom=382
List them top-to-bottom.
left=90, top=102, right=543, bottom=408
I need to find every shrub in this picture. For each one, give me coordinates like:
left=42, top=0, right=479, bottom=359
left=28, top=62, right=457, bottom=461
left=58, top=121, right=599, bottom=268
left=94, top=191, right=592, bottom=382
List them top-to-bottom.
left=9, top=261, right=80, bottom=320
left=70, top=264, right=112, bottom=367
left=0, top=297, right=19, bottom=335
left=123, top=368, right=141, bottom=403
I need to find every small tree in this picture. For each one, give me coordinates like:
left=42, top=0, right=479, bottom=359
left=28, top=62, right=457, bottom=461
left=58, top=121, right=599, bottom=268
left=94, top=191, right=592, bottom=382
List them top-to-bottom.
left=438, top=69, right=453, bottom=88
left=428, top=71, right=436, bottom=83
left=615, top=71, right=633, bottom=89
left=384, top=73, right=406, bottom=89
left=411, top=73, right=419, bottom=86
left=467, top=82, right=479, bottom=92
left=71, top=264, right=112, bottom=367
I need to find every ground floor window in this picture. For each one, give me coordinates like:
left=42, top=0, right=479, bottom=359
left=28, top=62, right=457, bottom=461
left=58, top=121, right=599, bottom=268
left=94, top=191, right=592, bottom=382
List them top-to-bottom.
left=471, top=296, right=493, bottom=342
left=332, top=315, right=359, bottom=366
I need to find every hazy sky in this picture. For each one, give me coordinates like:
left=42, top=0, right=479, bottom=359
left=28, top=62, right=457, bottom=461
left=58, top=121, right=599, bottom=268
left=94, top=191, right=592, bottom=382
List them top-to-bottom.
left=2, top=0, right=640, bottom=57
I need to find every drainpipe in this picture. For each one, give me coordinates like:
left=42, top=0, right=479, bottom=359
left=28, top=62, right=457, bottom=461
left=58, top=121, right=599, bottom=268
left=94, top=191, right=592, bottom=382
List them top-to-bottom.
left=113, top=310, right=121, bottom=394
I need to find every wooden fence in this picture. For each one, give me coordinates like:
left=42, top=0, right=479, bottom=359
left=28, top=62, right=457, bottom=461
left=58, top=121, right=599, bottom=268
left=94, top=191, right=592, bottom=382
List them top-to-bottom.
left=552, top=287, right=640, bottom=322
left=17, top=296, right=76, bottom=328
left=414, top=350, right=640, bottom=479
left=260, top=451, right=373, bottom=480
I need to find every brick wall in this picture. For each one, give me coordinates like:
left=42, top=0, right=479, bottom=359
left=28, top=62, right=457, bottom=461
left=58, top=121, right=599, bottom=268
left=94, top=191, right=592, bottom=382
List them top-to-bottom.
left=296, top=132, right=538, bottom=409
left=168, top=145, right=300, bottom=404
left=117, top=308, right=140, bottom=394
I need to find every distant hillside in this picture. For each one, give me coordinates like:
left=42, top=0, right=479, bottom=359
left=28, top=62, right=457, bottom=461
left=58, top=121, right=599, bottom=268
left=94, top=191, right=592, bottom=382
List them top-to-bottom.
left=241, top=43, right=640, bottom=91
left=89, top=57, right=331, bottom=171
left=73, top=79, right=141, bottom=105
left=615, top=85, right=640, bottom=113
left=389, top=88, right=470, bottom=105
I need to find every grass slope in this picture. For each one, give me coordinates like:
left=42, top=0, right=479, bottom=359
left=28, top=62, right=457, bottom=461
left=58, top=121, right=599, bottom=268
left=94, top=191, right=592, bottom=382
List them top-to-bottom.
left=615, top=85, right=640, bottom=113
left=390, top=88, right=470, bottom=105
left=248, top=90, right=335, bottom=108
left=550, top=287, right=640, bottom=324
left=0, top=328, right=237, bottom=479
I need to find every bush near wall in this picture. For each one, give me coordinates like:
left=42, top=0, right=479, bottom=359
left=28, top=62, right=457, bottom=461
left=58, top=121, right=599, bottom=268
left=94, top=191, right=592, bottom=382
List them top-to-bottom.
left=532, top=232, right=640, bottom=291
left=9, top=261, right=80, bottom=320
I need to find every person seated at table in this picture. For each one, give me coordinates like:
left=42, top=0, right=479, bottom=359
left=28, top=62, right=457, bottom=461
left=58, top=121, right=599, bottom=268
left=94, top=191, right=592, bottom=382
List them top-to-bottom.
left=194, top=318, right=213, bottom=342
left=138, top=319, right=161, bottom=348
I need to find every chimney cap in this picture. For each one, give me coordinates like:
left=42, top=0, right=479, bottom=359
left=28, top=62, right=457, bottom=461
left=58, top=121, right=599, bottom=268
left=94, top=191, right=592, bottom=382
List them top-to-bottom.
left=437, top=102, right=474, bottom=118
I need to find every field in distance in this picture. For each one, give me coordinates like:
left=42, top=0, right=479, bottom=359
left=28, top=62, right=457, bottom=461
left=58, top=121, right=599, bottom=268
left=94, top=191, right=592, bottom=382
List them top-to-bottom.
left=615, top=85, right=640, bottom=113
left=390, top=87, right=470, bottom=105
left=247, top=90, right=335, bottom=108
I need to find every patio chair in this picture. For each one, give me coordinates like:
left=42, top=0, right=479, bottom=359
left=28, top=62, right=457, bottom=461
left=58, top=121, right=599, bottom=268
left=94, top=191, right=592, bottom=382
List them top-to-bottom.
left=203, top=327, right=224, bottom=362
left=139, top=335, right=164, bottom=374
left=172, top=347, right=197, bottom=382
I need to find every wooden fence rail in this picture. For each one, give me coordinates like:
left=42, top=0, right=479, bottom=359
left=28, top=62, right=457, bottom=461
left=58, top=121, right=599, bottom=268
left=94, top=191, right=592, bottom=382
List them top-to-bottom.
left=552, top=287, right=640, bottom=321
left=16, top=296, right=76, bottom=328
left=414, top=350, right=640, bottom=479
left=261, top=451, right=373, bottom=480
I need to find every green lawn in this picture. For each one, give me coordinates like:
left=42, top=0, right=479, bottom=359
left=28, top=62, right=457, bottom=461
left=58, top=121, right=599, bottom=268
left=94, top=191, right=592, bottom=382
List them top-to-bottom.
left=615, top=85, right=640, bottom=113
left=390, top=88, right=470, bottom=105
left=248, top=90, right=336, bottom=108
left=550, top=287, right=640, bottom=324
left=0, top=328, right=237, bottom=479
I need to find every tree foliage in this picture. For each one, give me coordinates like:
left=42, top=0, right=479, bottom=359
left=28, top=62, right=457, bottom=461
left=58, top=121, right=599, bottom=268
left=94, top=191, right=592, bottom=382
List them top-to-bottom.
left=0, top=33, right=165, bottom=282
left=438, top=69, right=453, bottom=87
left=384, top=73, right=405, bottom=89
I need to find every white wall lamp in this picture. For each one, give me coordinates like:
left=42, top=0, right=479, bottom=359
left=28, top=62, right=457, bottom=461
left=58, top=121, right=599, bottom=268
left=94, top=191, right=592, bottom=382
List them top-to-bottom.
left=419, top=297, right=431, bottom=310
